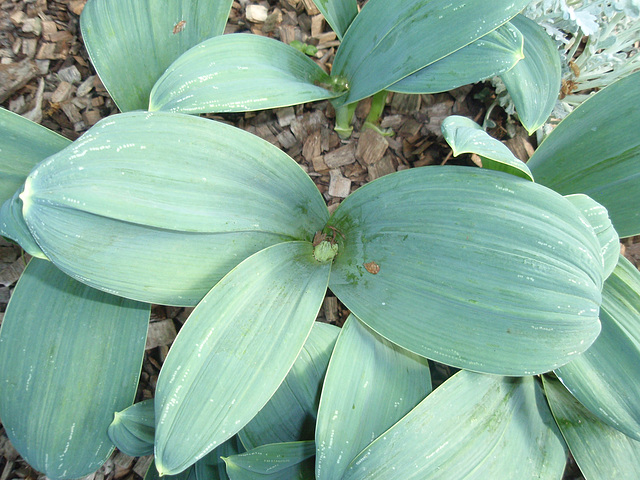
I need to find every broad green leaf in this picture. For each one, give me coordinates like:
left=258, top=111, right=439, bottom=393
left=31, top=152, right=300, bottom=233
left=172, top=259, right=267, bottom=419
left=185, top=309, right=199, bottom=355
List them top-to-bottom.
left=80, top=0, right=232, bottom=111
left=312, top=0, right=358, bottom=40
left=332, top=0, right=529, bottom=105
left=500, top=15, right=561, bottom=134
left=389, top=22, right=524, bottom=95
left=149, top=34, right=342, bottom=114
left=527, top=70, right=640, bottom=238
left=0, top=107, right=69, bottom=203
left=0, top=107, right=67, bottom=258
left=20, top=111, right=328, bottom=306
left=441, top=115, right=533, bottom=181
left=328, top=166, right=604, bottom=375
left=0, top=188, right=45, bottom=259
left=565, top=194, right=619, bottom=280
left=154, top=242, right=330, bottom=475
left=554, top=255, right=640, bottom=441
left=0, top=259, right=150, bottom=480
left=315, top=315, right=431, bottom=480
left=240, top=322, right=340, bottom=450
left=342, top=371, right=567, bottom=479
left=544, top=375, right=640, bottom=479
left=108, top=399, right=155, bottom=457
left=110, top=402, right=244, bottom=480
left=195, top=436, right=244, bottom=480
left=224, top=441, right=315, bottom=480
left=145, top=460, right=193, bottom=480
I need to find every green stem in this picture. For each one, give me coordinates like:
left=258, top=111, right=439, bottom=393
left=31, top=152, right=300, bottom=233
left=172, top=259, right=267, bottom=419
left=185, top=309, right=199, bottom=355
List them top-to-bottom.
left=363, top=90, right=394, bottom=136
left=364, top=90, right=388, bottom=126
left=334, top=102, right=358, bottom=139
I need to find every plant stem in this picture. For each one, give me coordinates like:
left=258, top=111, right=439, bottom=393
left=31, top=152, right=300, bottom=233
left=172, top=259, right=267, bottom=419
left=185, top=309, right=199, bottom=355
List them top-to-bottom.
left=363, top=90, right=394, bottom=136
left=364, top=90, right=388, bottom=126
left=334, top=102, right=358, bottom=139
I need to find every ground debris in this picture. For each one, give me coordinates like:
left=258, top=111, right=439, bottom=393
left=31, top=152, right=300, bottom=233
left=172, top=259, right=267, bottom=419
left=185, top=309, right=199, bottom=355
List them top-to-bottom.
left=0, top=59, right=38, bottom=102
left=356, top=128, right=389, bottom=166
left=324, top=142, right=356, bottom=168
left=328, top=168, right=351, bottom=197
left=145, top=318, right=177, bottom=351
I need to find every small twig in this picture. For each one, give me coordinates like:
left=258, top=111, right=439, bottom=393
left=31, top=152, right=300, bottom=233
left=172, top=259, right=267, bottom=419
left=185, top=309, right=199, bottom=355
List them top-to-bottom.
left=440, top=150, right=453, bottom=165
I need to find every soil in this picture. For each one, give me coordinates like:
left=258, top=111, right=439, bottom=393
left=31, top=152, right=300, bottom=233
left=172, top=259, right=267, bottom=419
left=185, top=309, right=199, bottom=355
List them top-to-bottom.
left=0, top=1, right=638, bottom=480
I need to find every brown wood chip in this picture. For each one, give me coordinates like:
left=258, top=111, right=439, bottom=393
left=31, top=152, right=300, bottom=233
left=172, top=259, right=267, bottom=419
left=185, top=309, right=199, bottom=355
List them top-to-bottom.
left=0, top=59, right=38, bottom=102
left=356, top=128, right=389, bottom=165
left=302, top=130, right=321, bottom=161
left=324, top=142, right=356, bottom=168
left=367, top=154, right=397, bottom=181
left=328, top=168, right=351, bottom=197
left=323, top=296, right=339, bottom=323
left=145, top=319, right=177, bottom=350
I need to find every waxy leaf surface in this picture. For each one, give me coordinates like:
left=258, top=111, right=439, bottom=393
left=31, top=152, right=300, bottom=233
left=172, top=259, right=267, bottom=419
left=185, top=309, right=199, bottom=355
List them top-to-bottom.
left=81, top=0, right=232, bottom=111
left=312, top=0, right=358, bottom=40
left=332, top=0, right=529, bottom=105
left=500, top=15, right=561, bottom=134
left=389, top=22, right=524, bottom=95
left=150, top=34, right=341, bottom=114
left=527, top=69, right=640, bottom=238
left=0, top=107, right=69, bottom=203
left=21, top=112, right=328, bottom=305
left=441, top=115, right=533, bottom=180
left=328, top=166, right=604, bottom=375
left=1, top=188, right=45, bottom=259
left=565, top=194, right=619, bottom=280
left=154, top=242, right=330, bottom=475
left=554, top=255, right=640, bottom=441
left=0, top=259, right=149, bottom=480
left=315, top=315, right=431, bottom=480
left=240, top=322, right=339, bottom=450
left=342, top=371, right=567, bottom=479
left=544, top=375, right=640, bottom=479
left=108, top=399, right=155, bottom=457
left=121, top=408, right=244, bottom=480
left=194, top=436, right=244, bottom=480
left=224, top=441, right=315, bottom=480
left=145, top=460, right=192, bottom=480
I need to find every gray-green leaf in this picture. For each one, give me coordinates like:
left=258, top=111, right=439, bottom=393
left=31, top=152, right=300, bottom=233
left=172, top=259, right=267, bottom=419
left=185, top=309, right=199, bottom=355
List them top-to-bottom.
left=80, top=0, right=232, bottom=111
left=312, top=0, right=358, bottom=40
left=332, top=0, right=529, bottom=105
left=500, top=15, right=562, bottom=134
left=389, top=22, right=524, bottom=95
left=149, top=34, right=342, bottom=114
left=527, top=69, right=640, bottom=238
left=0, top=107, right=69, bottom=203
left=20, top=112, right=328, bottom=306
left=441, top=115, right=533, bottom=181
left=328, top=166, right=604, bottom=375
left=0, top=188, right=45, bottom=259
left=565, top=194, right=619, bottom=280
left=154, top=242, right=330, bottom=475
left=554, top=255, right=640, bottom=441
left=0, top=259, right=149, bottom=479
left=315, top=314, right=431, bottom=480
left=240, top=322, right=339, bottom=450
left=342, top=371, right=567, bottom=479
left=544, top=375, right=640, bottom=479
left=108, top=399, right=155, bottom=457
left=195, top=436, right=245, bottom=480
left=224, top=441, right=315, bottom=480
left=145, top=459, right=193, bottom=480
